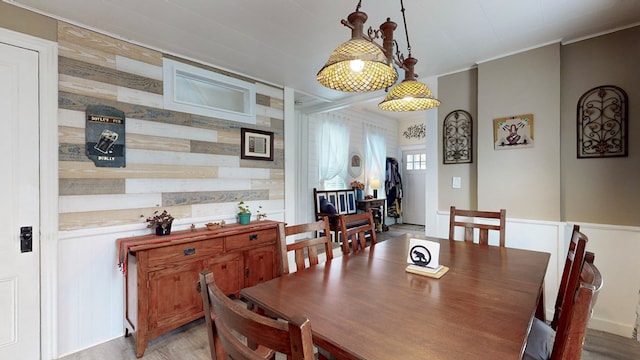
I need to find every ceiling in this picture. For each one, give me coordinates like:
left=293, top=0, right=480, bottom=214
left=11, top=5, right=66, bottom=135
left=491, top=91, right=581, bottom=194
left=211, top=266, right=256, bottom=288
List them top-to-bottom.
left=8, top=0, right=640, bottom=120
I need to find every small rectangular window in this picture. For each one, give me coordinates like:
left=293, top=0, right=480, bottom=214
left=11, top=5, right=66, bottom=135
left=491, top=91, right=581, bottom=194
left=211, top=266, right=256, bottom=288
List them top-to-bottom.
left=163, top=58, right=256, bottom=124
left=406, top=152, right=426, bottom=171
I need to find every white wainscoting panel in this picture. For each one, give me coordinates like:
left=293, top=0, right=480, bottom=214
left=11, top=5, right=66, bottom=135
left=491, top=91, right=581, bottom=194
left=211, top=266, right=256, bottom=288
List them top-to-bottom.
left=436, top=211, right=640, bottom=338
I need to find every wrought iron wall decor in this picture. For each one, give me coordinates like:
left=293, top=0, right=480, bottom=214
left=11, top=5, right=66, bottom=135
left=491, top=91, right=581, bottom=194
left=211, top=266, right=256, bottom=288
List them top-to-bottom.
left=577, top=85, right=628, bottom=158
left=443, top=110, right=472, bottom=164
left=403, top=123, right=426, bottom=139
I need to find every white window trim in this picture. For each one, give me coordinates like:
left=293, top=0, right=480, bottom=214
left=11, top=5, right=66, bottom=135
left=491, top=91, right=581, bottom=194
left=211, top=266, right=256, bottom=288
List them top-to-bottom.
left=163, top=58, right=256, bottom=124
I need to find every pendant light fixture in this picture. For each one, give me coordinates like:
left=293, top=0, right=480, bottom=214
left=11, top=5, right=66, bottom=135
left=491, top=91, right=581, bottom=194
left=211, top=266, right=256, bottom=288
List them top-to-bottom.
left=317, top=0, right=440, bottom=111
left=316, top=1, right=398, bottom=92
left=379, top=1, right=440, bottom=111
left=378, top=57, right=441, bottom=111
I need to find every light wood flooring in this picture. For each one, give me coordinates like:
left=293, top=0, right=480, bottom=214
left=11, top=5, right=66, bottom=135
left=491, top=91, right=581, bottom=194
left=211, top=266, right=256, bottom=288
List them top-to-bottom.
left=61, top=224, right=640, bottom=360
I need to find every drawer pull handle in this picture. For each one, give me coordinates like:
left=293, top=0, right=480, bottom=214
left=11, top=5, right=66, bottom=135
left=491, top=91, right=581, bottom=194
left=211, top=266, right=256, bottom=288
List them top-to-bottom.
left=249, top=234, right=258, bottom=241
left=183, top=248, right=196, bottom=256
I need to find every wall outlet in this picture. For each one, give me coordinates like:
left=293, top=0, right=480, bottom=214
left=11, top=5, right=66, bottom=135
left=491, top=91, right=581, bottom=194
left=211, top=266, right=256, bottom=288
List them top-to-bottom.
left=452, top=177, right=461, bottom=189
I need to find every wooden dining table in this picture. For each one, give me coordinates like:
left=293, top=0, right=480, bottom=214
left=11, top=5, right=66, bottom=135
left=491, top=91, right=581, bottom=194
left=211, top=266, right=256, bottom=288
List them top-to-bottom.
left=240, top=234, right=550, bottom=359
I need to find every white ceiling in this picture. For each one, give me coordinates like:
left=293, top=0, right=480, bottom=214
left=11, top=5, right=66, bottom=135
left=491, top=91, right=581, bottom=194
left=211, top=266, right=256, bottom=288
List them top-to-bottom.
left=8, top=0, right=640, bottom=120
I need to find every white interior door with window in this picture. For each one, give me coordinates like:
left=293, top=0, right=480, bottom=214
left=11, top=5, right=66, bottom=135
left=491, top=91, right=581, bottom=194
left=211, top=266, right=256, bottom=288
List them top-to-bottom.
left=0, top=41, right=41, bottom=360
left=401, top=150, right=426, bottom=225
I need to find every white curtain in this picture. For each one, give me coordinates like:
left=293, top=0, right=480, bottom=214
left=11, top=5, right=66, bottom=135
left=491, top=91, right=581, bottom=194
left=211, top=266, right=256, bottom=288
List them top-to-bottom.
left=314, top=113, right=349, bottom=189
left=364, top=123, right=386, bottom=194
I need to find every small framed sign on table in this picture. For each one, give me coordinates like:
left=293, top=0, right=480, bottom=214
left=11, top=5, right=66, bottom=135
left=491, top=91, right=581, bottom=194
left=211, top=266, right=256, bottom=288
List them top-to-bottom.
left=241, top=128, right=274, bottom=161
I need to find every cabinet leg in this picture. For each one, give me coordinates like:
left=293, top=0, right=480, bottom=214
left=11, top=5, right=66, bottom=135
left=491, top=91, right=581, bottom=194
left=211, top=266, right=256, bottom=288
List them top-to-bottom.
left=124, top=328, right=130, bottom=337
left=136, top=339, right=148, bottom=359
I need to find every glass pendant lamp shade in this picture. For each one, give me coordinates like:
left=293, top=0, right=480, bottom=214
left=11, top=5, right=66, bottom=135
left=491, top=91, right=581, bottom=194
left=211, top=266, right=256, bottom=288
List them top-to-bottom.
left=318, top=1, right=440, bottom=109
left=317, top=9, right=398, bottom=92
left=317, top=39, right=398, bottom=92
left=379, top=57, right=440, bottom=111
left=378, top=79, right=440, bottom=111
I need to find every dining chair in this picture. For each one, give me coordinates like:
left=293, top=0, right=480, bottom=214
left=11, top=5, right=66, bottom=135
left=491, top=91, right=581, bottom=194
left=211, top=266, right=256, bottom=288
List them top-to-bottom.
left=448, top=206, right=507, bottom=246
left=339, top=209, right=377, bottom=254
left=278, top=217, right=334, bottom=274
left=550, top=224, right=586, bottom=330
left=524, top=251, right=603, bottom=360
left=199, top=269, right=316, bottom=360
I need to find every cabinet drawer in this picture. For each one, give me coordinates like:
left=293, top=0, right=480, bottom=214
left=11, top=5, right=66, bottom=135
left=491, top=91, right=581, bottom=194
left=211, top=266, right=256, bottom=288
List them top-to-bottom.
left=226, top=229, right=276, bottom=251
left=146, top=238, right=224, bottom=267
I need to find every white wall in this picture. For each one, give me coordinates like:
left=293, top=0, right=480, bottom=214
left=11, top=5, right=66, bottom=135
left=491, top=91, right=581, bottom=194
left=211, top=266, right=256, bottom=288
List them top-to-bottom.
left=300, top=108, right=398, bottom=224
left=433, top=211, right=640, bottom=338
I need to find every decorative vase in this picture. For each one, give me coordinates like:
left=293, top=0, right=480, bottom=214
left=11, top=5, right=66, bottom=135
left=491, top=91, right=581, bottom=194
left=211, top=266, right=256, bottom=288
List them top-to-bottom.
left=356, top=189, right=363, bottom=200
left=238, top=213, right=251, bottom=225
left=155, top=222, right=172, bottom=236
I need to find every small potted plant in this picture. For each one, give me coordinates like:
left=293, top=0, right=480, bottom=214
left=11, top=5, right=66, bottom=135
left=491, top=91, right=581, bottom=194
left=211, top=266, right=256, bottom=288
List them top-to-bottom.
left=237, top=201, right=251, bottom=225
left=145, top=209, right=174, bottom=236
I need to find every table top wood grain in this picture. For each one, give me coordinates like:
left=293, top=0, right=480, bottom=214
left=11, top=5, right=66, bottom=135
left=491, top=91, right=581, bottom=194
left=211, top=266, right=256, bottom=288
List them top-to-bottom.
left=240, top=234, right=550, bottom=359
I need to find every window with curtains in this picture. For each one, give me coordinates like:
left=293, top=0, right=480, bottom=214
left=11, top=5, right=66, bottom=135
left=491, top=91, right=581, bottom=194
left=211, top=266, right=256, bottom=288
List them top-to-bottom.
left=315, top=113, right=349, bottom=189
left=364, top=125, right=386, bottom=195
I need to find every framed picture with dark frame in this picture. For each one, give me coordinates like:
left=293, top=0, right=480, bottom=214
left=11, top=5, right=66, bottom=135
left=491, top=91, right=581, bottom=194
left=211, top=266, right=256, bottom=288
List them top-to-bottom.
left=241, top=128, right=274, bottom=161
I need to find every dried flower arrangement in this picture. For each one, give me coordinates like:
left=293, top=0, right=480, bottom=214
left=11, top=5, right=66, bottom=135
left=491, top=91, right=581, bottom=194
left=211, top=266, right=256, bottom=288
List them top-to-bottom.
left=350, top=180, right=365, bottom=190
left=256, top=206, right=267, bottom=220
left=144, top=209, right=174, bottom=229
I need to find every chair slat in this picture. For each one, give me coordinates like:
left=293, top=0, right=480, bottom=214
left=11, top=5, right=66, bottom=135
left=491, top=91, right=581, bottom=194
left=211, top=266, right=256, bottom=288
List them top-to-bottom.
left=449, top=206, right=506, bottom=247
left=339, top=210, right=377, bottom=254
left=279, top=217, right=334, bottom=274
left=199, top=270, right=316, bottom=360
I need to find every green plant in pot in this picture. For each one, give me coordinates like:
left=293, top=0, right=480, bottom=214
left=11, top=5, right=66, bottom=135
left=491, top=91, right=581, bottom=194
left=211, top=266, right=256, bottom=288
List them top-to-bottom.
left=237, top=201, right=251, bottom=225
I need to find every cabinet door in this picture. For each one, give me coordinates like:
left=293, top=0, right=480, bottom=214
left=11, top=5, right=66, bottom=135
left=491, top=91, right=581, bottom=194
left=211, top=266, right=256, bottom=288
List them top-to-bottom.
left=245, top=245, right=277, bottom=288
left=204, top=252, right=243, bottom=296
left=148, top=262, right=203, bottom=332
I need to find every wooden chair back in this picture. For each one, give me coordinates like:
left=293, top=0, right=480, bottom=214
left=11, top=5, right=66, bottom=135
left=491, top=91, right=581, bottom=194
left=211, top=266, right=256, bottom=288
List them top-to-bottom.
left=448, top=206, right=507, bottom=246
left=339, top=210, right=377, bottom=254
left=278, top=217, right=334, bottom=274
left=550, top=225, right=588, bottom=330
left=551, top=251, right=603, bottom=359
left=199, top=270, right=316, bottom=360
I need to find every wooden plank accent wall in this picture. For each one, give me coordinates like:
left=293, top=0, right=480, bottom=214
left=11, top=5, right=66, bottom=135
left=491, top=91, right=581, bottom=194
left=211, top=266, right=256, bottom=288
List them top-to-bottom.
left=57, top=22, right=285, bottom=231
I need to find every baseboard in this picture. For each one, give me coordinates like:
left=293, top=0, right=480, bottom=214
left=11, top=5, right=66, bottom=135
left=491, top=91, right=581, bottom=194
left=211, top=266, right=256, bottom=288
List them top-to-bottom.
left=590, top=317, right=635, bottom=339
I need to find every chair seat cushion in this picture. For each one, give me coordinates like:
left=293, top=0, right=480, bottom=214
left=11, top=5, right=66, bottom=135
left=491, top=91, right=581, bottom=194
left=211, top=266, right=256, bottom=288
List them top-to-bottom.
left=319, top=198, right=338, bottom=225
left=320, top=198, right=337, bottom=215
left=327, top=218, right=369, bottom=231
left=524, top=318, right=556, bottom=360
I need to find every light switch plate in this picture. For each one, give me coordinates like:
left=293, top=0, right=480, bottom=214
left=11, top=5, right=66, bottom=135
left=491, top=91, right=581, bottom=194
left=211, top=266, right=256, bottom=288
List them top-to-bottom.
left=452, top=177, right=461, bottom=189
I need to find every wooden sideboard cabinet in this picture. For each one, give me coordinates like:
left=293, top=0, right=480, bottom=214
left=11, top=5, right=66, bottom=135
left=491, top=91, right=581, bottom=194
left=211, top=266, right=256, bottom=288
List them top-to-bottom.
left=117, top=220, right=281, bottom=358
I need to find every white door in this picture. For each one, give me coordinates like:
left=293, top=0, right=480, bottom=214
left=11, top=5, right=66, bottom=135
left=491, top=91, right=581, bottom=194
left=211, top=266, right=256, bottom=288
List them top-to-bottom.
left=0, top=42, right=41, bottom=359
left=401, top=150, right=426, bottom=225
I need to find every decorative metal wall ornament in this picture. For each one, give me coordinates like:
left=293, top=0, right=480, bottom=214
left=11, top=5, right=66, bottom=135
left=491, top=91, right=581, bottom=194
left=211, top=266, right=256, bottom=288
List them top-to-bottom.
left=577, top=85, right=628, bottom=158
left=443, top=110, right=472, bottom=164
left=403, top=123, right=426, bottom=139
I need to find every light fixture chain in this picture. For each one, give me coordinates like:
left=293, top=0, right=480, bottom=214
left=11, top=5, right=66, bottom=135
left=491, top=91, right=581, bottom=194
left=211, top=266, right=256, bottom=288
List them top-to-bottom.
left=400, top=0, right=411, bottom=56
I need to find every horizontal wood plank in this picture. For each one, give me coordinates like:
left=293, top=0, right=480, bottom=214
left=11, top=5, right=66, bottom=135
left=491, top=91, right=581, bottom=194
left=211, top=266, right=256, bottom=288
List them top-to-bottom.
left=58, top=22, right=163, bottom=66
left=59, top=56, right=163, bottom=94
left=59, top=161, right=218, bottom=179
left=60, top=178, right=125, bottom=196
left=162, top=190, right=269, bottom=207
left=59, top=205, right=191, bottom=231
